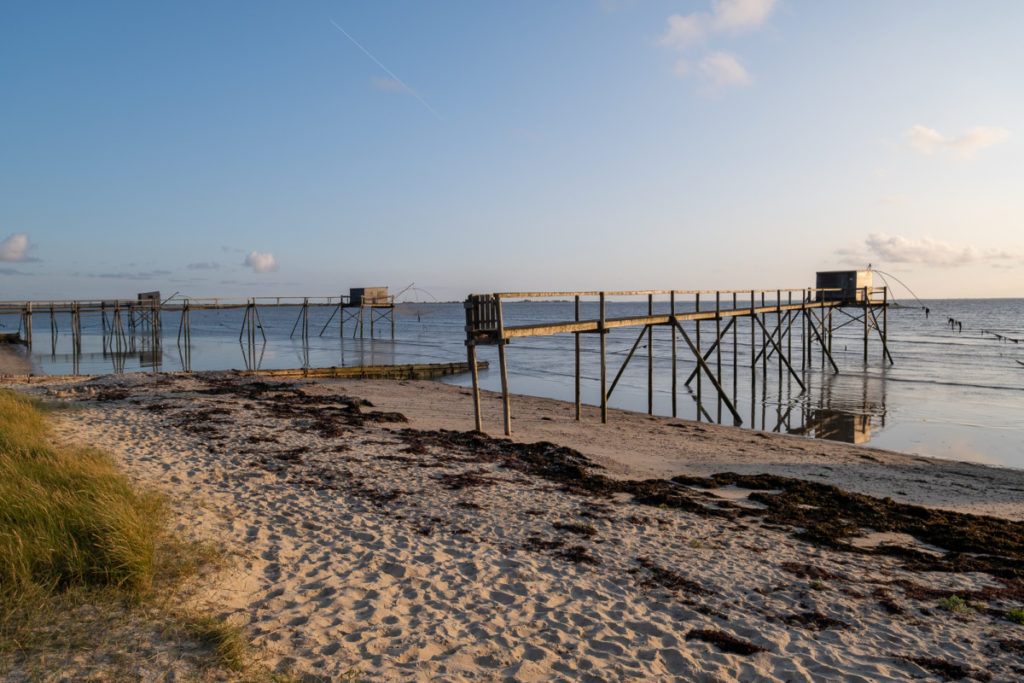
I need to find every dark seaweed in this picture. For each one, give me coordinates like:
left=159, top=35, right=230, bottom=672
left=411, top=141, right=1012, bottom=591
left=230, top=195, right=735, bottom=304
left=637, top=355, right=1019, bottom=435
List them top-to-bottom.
left=685, top=629, right=765, bottom=655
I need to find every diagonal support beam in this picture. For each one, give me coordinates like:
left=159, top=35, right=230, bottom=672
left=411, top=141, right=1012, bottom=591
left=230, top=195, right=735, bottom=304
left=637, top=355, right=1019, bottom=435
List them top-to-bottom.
left=318, top=303, right=341, bottom=336
left=868, top=306, right=894, bottom=364
left=804, top=308, right=840, bottom=373
left=754, top=311, right=795, bottom=363
left=752, top=314, right=806, bottom=391
left=672, top=317, right=743, bottom=426
left=684, top=317, right=736, bottom=386
left=607, top=325, right=650, bottom=399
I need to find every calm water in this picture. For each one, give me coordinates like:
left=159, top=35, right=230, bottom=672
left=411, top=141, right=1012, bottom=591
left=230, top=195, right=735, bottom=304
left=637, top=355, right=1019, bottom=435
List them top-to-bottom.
left=5, top=298, right=1023, bottom=469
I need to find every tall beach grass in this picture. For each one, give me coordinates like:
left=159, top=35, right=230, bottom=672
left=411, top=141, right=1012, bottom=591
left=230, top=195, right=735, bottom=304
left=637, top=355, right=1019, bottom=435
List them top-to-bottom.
left=0, top=388, right=162, bottom=626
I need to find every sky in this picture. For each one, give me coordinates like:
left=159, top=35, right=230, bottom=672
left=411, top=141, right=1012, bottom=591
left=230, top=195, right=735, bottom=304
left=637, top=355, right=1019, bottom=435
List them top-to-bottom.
left=1, top=1, right=1022, bottom=301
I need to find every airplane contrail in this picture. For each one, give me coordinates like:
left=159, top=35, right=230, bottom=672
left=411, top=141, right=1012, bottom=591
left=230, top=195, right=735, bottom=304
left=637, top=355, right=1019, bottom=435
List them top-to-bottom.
left=330, top=19, right=441, bottom=121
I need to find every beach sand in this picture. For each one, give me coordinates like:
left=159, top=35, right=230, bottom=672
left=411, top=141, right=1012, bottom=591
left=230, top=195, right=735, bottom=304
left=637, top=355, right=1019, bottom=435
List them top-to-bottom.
left=6, top=372, right=1024, bottom=681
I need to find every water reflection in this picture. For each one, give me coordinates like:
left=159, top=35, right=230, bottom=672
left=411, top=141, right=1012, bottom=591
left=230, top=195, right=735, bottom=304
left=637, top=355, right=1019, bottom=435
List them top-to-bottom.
left=785, top=372, right=886, bottom=445
left=791, top=409, right=872, bottom=444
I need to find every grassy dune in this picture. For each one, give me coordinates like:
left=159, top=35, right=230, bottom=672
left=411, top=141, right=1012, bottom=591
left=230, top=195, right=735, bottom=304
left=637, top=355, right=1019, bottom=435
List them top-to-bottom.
left=0, top=388, right=263, bottom=679
left=0, top=389, right=162, bottom=608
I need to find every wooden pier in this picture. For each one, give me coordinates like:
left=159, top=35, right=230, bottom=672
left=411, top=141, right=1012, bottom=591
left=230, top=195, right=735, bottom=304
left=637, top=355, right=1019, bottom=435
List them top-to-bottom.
left=464, top=285, right=892, bottom=436
left=0, top=290, right=396, bottom=374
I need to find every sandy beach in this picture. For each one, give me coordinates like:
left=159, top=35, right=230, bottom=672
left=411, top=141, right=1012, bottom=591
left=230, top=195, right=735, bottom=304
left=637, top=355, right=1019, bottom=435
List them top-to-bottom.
left=5, top=371, right=1024, bottom=681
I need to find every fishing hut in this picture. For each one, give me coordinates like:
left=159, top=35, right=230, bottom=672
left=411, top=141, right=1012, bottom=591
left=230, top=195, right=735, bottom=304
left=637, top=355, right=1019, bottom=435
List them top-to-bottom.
left=463, top=277, right=892, bottom=436
left=339, top=287, right=394, bottom=339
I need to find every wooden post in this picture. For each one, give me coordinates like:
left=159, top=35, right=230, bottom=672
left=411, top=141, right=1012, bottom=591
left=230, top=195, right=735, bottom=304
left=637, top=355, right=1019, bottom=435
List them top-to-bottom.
left=863, top=286, right=869, bottom=363
left=882, top=287, right=889, bottom=363
left=749, top=289, right=756, bottom=399
left=776, top=290, right=783, bottom=383
left=801, top=290, right=807, bottom=371
left=600, top=291, right=607, bottom=424
left=671, top=291, right=677, bottom=417
left=787, top=291, right=792, bottom=368
left=715, top=292, right=721, bottom=421
left=732, top=292, right=737, bottom=403
left=647, top=293, right=653, bottom=414
left=695, top=293, right=701, bottom=410
left=574, top=295, right=581, bottom=421
left=495, top=296, right=511, bottom=437
left=303, top=298, right=310, bottom=342
left=464, top=298, right=483, bottom=432
left=24, top=303, right=32, bottom=349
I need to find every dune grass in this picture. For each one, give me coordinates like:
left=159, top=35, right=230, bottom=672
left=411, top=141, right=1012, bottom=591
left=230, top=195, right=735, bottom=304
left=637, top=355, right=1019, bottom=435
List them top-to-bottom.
left=0, top=387, right=273, bottom=678
left=0, top=389, right=163, bottom=613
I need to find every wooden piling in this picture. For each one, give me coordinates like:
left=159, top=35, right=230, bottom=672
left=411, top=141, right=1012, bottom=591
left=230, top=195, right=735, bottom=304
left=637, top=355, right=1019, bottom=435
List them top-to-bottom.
left=863, top=286, right=869, bottom=363
left=671, top=291, right=677, bottom=417
left=599, top=292, right=607, bottom=424
left=715, top=292, right=722, bottom=421
left=647, top=294, right=653, bottom=414
left=574, top=295, right=581, bottom=421
left=496, top=296, right=511, bottom=436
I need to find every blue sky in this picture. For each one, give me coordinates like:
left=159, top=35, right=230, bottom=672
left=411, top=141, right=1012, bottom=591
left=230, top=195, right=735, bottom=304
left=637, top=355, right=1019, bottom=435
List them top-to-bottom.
left=1, top=1, right=1021, bottom=300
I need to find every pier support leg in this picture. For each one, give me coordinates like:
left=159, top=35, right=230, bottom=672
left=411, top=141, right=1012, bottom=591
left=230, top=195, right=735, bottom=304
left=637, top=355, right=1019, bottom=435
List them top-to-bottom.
left=671, top=291, right=677, bottom=418
left=600, top=292, right=607, bottom=424
left=647, top=294, right=653, bottom=415
left=574, top=296, right=581, bottom=421
left=498, top=341, right=511, bottom=436
left=467, top=343, right=482, bottom=432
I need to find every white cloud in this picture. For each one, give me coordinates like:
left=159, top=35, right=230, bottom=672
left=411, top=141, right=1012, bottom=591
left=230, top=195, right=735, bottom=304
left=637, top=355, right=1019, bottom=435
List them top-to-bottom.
left=660, top=0, right=777, bottom=48
left=711, top=0, right=778, bottom=32
left=659, top=1, right=775, bottom=92
left=660, top=13, right=707, bottom=49
left=699, top=52, right=752, bottom=90
left=907, top=125, right=1009, bottom=159
left=0, top=233, right=32, bottom=262
left=842, top=233, right=1017, bottom=268
left=244, top=251, right=278, bottom=273
left=187, top=261, right=221, bottom=270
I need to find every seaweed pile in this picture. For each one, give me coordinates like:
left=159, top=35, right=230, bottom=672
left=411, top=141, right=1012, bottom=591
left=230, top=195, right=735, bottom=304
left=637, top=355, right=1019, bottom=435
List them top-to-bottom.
left=396, top=428, right=1024, bottom=580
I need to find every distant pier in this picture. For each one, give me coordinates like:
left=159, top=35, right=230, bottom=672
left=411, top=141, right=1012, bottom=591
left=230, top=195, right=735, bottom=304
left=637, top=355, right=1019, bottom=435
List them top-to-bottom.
left=0, top=288, right=396, bottom=374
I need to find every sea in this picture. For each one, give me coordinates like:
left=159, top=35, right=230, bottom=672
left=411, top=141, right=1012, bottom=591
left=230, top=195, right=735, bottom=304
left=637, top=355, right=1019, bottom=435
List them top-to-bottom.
left=4, top=297, right=1023, bottom=470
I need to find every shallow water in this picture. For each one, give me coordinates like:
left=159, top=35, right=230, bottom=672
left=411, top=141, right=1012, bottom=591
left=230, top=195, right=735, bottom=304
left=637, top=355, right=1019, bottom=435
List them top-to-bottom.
left=4, top=297, right=1022, bottom=469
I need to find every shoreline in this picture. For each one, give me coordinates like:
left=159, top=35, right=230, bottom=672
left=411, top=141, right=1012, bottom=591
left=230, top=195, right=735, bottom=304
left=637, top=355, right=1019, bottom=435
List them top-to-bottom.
left=4, top=370, right=1024, bottom=519
left=4, top=372, right=1024, bottom=679
left=340, top=378, right=1024, bottom=521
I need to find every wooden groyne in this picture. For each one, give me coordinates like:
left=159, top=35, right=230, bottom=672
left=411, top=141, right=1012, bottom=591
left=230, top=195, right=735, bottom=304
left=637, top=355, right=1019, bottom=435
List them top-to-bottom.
left=464, top=286, right=891, bottom=436
left=252, top=361, right=487, bottom=380
left=0, top=362, right=486, bottom=383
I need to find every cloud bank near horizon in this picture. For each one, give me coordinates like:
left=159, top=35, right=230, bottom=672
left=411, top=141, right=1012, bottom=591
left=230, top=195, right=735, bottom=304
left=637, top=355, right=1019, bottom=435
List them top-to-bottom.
left=838, top=233, right=1019, bottom=268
